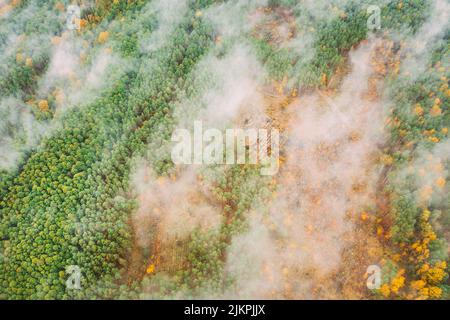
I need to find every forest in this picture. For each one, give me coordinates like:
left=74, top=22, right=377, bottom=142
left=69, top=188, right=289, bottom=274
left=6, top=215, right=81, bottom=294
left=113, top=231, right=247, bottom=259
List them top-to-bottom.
left=0, top=0, right=449, bottom=300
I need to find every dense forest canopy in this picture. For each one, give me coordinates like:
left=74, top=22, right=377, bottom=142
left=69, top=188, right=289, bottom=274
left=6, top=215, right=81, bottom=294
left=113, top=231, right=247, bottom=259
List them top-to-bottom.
left=0, top=0, right=449, bottom=300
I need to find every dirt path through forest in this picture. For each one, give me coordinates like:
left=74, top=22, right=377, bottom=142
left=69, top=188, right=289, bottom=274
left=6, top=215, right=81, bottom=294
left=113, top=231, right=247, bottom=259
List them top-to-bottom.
left=255, top=38, right=399, bottom=299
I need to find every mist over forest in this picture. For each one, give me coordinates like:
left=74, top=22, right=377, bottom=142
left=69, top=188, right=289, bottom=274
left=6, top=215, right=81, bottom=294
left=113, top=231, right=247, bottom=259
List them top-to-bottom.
left=0, top=0, right=449, bottom=300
